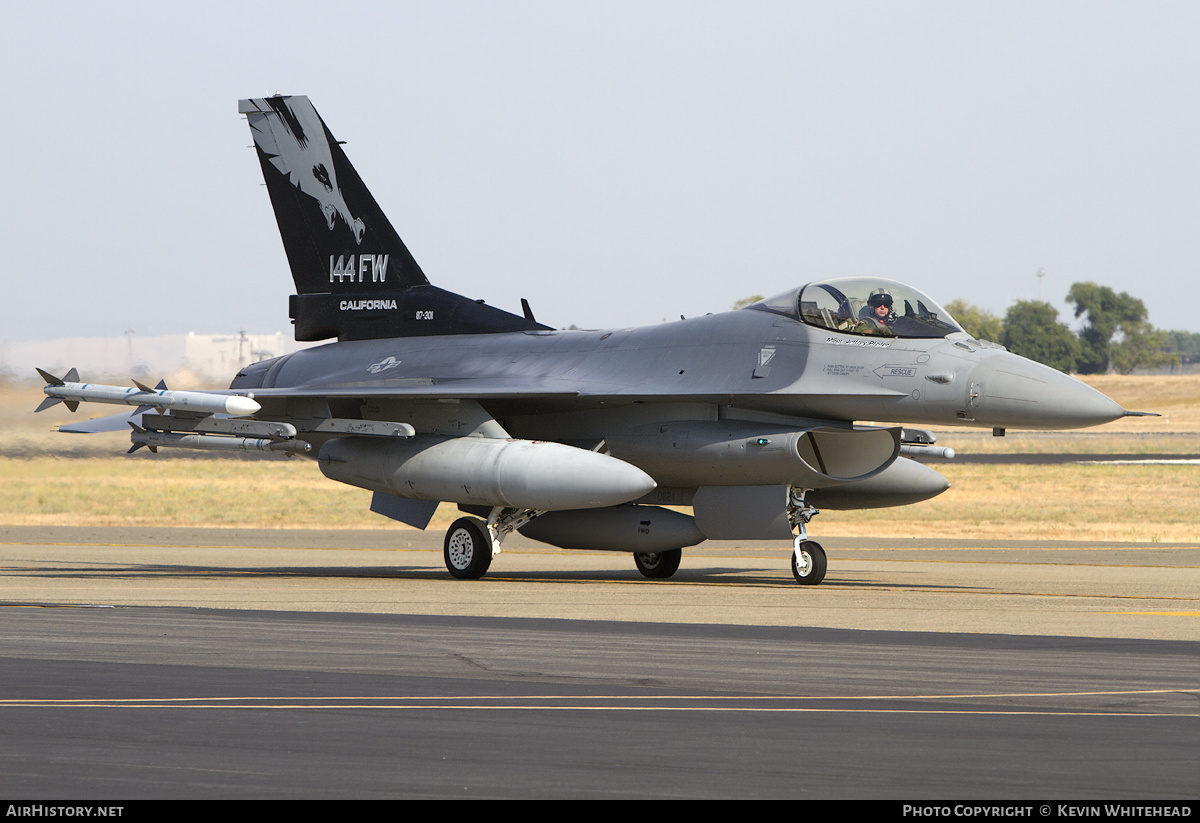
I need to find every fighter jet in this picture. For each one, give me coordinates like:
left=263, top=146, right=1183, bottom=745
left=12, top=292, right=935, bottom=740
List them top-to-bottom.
left=37, top=94, right=1139, bottom=585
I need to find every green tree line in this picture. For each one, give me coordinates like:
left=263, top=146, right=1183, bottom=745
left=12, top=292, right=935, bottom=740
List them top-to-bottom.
left=946, top=282, right=1196, bottom=374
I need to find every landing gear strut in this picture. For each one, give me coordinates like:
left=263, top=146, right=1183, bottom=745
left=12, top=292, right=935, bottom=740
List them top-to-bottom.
left=788, top=487, right=826, bottom=586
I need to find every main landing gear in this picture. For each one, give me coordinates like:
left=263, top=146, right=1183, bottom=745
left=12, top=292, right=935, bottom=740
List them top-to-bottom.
left=444, top=490, right=828, bottom=585
left=443, top=507, right=544, bottom=580
left=444, top=513, right=688, bottom=581
left=443, top=517, right=492, bottom=580
left=633, top=548, right=682, bottom=579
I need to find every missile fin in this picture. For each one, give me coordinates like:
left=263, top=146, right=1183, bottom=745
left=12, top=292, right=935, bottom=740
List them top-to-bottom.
left=36, top=368, right=64, bottom=386
left=64, top=368, right=78, bottom=382
left=133, top=379, right=154, bottom=393
left=35, top=396, right=63, bottom=413
left=64, top=400, right=79, bottom=413
left=127, top=423, right=146, bottom=453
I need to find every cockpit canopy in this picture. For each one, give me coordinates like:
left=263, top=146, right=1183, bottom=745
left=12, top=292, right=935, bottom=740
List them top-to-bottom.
left=748, top=278, right=963, bottom=339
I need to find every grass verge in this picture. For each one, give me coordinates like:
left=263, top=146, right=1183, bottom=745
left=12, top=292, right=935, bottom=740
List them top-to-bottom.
left=1, top=456, right=1196, bottom=543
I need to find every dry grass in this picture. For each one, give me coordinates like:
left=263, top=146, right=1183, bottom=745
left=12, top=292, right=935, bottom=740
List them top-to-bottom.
left=1080, top=373, right=1200, bottom=422
left=1, top=456, right=1195, bottom=542
left=0, top=457, right=376, bottom=528
left=816, top=463, right=1200, bottom=543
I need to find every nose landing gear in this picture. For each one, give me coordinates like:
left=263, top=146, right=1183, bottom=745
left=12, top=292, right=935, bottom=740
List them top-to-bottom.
left=788, top=487, right=826, bottom=585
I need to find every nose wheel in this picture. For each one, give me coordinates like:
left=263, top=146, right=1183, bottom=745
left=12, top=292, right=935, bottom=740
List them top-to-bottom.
left=792, top=539, right=826, bottom=585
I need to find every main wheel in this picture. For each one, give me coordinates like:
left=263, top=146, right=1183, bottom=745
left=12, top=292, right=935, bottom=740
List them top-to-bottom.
left=444, top=517, right=493, bottom=580
left=791, top=541, right=827, bottom=585
left=634, top=548, right=682, bottom=579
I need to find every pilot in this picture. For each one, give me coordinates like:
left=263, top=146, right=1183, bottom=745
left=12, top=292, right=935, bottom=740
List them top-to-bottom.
left=859, top=290, right=896, bottom=327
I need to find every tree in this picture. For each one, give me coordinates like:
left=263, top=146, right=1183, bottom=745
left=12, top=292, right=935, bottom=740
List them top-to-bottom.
left=1066, top=281, right=1181, bottom=373
left=1066, top=282, right=1152, bottom=374
left=732, top=295, right=764, bottom=310
left=944, top=299, right=1004, bottom=342
left=1001, top=300, right=1080, bottom=372
left=1109, top=327, right=1178, bottom=374
left=1161, top=330, right=1200, bottom=367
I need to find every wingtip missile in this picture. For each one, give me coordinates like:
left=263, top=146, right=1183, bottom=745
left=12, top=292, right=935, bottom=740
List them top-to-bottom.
left=37, top=369, right=261, bottom=417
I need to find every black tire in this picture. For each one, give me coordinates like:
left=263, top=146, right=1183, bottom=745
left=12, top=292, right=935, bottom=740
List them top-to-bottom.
left=444, top=517, right=492, bottom=580
left=791, top=541, right=827, bottom=585
left=634, top=548, right=682, bottom=579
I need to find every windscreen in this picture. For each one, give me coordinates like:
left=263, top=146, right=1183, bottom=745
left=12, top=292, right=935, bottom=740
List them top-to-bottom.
left=793, top=278, right=962, bottom=339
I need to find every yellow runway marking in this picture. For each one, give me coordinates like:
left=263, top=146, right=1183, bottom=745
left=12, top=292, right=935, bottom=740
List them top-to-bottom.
left=3, top=687, right=1196, bottom=717
left=0, top=704, right=1194, bottom=716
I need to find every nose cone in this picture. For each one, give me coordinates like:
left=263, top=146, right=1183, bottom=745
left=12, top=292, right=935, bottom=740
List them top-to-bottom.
left=968, top=354, right=1124, bottom=430
left=224, top=395, right=262, bottom=416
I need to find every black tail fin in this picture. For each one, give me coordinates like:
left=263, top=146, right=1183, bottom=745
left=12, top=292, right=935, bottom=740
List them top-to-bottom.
left=240, top=95, right=546, bottom=341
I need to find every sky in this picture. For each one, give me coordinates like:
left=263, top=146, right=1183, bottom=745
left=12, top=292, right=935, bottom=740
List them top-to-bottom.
left=2, top=1, right=1197, bottom=345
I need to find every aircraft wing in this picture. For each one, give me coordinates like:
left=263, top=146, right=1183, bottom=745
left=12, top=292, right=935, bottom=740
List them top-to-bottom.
left=234, top=375, right=908, bottom=402
left=58, top=409, right=146, bottom=434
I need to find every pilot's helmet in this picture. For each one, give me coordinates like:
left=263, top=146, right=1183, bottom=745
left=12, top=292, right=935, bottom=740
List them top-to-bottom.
left=867, top=290, right=893, bottom=309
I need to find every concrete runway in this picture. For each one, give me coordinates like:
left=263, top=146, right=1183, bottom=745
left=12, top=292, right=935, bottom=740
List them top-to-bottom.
left=1, top=525, right=1197, bottom=798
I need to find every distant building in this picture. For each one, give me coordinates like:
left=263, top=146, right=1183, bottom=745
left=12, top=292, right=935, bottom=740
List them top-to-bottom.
left=2, top=332, right=309, bottom=385
left=184, top=332, right=292, bottom=382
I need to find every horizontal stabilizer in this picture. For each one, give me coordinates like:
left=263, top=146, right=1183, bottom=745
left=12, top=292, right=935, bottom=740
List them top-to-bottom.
left=59, top=410, right=145, bottom=434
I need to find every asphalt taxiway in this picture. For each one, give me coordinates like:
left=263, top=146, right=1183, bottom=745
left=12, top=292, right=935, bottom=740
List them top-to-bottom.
left=1, top=525, right=1197, bottom=798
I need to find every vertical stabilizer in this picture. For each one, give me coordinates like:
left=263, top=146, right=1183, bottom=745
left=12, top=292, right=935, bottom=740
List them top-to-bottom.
left=240, top=95, right=546, bottom=341
left=240, top=96, right=428, bottom=296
